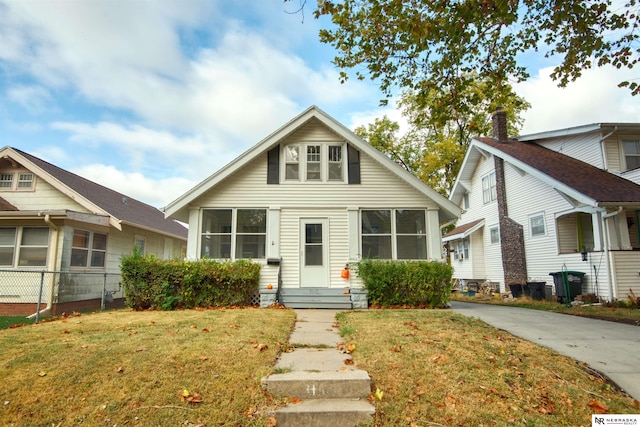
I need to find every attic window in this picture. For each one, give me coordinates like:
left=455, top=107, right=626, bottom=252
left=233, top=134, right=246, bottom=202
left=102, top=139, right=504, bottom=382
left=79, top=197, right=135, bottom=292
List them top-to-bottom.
left=283, top=143, right=346, bottom=183
left=0, top=172, right=35, bottom=191
left=17, top=173, right=33, bottom=189
left=0, top=174, right=13, bottom=188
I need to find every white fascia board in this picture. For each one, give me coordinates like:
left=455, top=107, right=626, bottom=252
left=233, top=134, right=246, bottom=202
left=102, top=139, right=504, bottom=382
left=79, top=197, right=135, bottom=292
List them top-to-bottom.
left=449, top=140, right=485, bottom=205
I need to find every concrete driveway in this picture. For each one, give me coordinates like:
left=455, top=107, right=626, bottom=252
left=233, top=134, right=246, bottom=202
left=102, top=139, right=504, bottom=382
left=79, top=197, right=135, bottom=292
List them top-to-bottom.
left=450, top=301, right=640, bottom=401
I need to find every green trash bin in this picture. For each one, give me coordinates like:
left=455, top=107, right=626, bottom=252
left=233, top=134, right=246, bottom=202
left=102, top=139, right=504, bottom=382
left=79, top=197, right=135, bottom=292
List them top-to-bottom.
left=549, top=271, right=585, bottom=303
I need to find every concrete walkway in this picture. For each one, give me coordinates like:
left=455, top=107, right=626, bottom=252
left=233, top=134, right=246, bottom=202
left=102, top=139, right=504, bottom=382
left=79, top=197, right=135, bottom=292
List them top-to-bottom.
left=450, top=301, right=640, bottom=401
left=262, top=309, right=375, bottom=426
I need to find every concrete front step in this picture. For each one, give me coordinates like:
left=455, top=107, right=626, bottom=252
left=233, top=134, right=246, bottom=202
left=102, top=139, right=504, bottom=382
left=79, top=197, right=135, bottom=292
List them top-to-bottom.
left=279, top=288, right=353, bottom=309
left=263, top=370, right=371, bottom=399
left=275, top=398, right=375, bottom=427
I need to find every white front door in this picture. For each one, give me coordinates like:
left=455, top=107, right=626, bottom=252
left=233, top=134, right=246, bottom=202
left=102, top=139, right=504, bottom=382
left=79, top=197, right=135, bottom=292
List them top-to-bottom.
left=300, top=218, right=329, bottom=287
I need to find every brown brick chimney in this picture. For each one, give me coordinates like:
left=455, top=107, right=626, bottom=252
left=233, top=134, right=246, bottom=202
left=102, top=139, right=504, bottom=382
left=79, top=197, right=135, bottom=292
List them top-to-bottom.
left=492, top=107, right=508, bottom=143
left=491, top=108, right=529, bottom=290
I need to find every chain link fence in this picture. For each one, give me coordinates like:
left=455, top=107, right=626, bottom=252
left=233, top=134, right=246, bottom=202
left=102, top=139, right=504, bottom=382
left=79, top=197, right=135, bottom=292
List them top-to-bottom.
left=0, top=270, right=122, bottom=321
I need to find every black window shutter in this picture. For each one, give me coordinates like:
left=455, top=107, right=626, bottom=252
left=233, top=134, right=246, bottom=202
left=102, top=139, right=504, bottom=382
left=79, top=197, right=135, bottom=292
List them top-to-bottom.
left=267, top=145, right=279, bottom=184
left=347, top=145, right=361, bottom=184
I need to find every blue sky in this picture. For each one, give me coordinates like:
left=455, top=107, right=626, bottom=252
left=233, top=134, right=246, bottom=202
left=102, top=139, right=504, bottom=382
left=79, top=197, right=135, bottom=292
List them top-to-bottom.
left=1, top=0, right=639, bottom=209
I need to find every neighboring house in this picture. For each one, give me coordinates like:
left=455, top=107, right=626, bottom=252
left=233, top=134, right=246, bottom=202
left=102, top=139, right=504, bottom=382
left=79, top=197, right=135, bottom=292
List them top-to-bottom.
left=164, top=106, right=461, bottom=308
left=444, top=110, right=640, bottom=301
left=0, top=146, right=187, bottom=316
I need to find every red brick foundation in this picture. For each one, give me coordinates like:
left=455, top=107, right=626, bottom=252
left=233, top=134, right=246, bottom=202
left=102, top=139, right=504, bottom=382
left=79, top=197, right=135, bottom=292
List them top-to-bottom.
left=1, top=298, right=125, bottom=317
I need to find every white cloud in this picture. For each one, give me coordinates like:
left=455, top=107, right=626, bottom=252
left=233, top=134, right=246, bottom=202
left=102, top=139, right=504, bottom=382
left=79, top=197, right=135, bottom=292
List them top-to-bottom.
left=516, top=65, right=640, bottom=135
left=7, top=85, right=53, bottom=113
left=72, top=164, right=194, bottom=208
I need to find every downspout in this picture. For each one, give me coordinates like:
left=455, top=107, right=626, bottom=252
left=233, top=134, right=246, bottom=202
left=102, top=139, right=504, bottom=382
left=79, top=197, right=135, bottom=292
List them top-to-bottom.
left=602, top=206, right=623, bottom=301
left=27, top=214, right=58, bottom=319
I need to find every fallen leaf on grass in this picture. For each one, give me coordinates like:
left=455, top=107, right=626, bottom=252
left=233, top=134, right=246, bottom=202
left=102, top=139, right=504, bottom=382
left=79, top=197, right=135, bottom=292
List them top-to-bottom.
left=403, top=321, right=419, bottom=330
left=228, top=324, right=239, bottom=330
left=202, top=327, right=211, bottom=332
left=254, top=343, right=268, bottom=352
left=391, top=345, right=402, bottom=352
left=136, top=347, right=145, bottom=352
left=429, top=355, right=440, bottom=363
left=199, top=356, right=208, bottom=361
left=116, top=366, right=124, bottom=373
left=38, top=371, right=47, bottom=377
left=374, top=388, right=384, bottom=401
left=489, top=388, right=507, bottom=398
left=181, top=389, right=203, bottom=404
left=287, top=397, right=302, bottom=404
left=588, top=399, right=608, bottom=414
left=266, top=416, right=277, bottom=427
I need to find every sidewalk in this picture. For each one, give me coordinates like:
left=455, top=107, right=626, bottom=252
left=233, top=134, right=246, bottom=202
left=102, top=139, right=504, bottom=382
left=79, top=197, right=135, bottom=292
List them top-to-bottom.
left=450, top=301, right=640, bottom=401
left=262, top=309, right=375, bottom=426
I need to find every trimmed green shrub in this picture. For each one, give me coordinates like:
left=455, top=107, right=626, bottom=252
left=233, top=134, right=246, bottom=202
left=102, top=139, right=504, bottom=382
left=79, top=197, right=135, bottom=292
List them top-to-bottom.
left=120, top=252, right=261, bottom=310
left=356, top=259, right=453, bottom=307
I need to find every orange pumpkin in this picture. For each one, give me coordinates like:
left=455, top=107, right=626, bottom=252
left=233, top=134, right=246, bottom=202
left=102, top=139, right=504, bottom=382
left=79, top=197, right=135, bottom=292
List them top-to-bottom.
left=267, top=284, right=273, bottom=290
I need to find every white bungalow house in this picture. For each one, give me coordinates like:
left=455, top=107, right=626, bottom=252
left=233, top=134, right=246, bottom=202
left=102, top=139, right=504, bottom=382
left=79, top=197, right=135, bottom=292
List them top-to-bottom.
left=164, top=106, right=461, bottom=308
left=444, top=110, right=640, bottom=302
left=0, top=146, right=187, bottom=316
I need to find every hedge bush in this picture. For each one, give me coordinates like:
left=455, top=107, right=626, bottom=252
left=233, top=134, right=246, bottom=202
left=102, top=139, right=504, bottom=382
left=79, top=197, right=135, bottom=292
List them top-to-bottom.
left=120, top=253, right=261, bottom=310
left=356, top=259, right=453, bottom=307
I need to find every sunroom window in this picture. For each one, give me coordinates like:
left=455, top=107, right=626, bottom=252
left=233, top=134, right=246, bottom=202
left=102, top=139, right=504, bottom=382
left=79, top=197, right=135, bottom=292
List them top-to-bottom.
left=201, top=209, right=266, bottom=259
left=361, top=209, right=427, bottom=259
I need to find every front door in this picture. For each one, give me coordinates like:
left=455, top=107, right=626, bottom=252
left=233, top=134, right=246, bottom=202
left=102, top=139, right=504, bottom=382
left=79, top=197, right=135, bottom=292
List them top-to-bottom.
left=300, top=218, right=329, bottom=287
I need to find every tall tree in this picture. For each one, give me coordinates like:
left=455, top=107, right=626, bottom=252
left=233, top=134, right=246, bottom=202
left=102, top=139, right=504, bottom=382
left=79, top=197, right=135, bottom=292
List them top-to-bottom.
left=305, top=0, right=639, bottom=114
left=356, top=79, right=529, bottom=195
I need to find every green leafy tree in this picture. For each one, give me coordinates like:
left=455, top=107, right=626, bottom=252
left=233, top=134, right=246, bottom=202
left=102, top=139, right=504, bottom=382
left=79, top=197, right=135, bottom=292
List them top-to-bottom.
left=302, top=0, right=639, bottom=111
left=356, top=79, right=529, bottom=195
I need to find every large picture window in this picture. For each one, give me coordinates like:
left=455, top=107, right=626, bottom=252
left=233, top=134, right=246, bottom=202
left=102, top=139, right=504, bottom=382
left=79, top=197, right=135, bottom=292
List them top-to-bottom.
left=201, top=209, right=266, bottom=259
left=361, top=209, right=427, bottom=259
left=0, top=226, right=49, bottom=267
left=71, top=229, right=107, bottom=268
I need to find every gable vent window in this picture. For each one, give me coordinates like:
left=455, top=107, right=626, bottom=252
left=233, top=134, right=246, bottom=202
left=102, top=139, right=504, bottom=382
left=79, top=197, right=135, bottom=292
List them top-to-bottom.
left=282, top=143, right=347, bottom=183
left=0, top=172, right=35, bottom=191
left=0, top=174, right=13, bottom=188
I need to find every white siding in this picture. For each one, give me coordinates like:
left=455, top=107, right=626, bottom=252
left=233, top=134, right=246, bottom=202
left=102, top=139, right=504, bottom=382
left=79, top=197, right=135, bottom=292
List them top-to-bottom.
left=187, top=123, right=447, bottom=289
left=538, top=133, right=604, bottom=168
left=604, top=136, right=622, bottom=171
left=451, top=154, right=503, bottom=287
left=1, top=176, right=88, bottom=212
left=611, top=252, right=640, bottom=300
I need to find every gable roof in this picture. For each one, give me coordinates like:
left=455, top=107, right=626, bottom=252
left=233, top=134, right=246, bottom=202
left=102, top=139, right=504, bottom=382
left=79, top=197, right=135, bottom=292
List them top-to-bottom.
left=165, top=105, right=462, bottom=223
left=450, top=136, right=640, bottom=208
left=0, top=146, right=187, bottom=239
left=442, top=219, right=484, bottom=242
